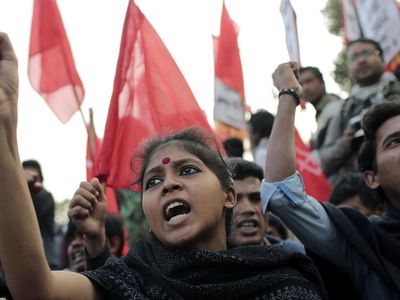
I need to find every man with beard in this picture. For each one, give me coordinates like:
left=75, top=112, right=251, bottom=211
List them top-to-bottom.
left=319, top=39, right=400, bottom=182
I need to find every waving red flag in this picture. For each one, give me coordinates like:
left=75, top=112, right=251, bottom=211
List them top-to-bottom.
left=29, top=0, right=84, bottom=123
left=98, top=0, right=214, bottom=189
left=214, top=3, right=247, bottom=140
left=215, top=3, right=244, bottom=99
left=86, top=109, right=119, bottom=214
left=86, top=109, right=129, bottom=255
left=86, top=109, right=103, bottom=183
left=295, top=130, right=331, bottom=201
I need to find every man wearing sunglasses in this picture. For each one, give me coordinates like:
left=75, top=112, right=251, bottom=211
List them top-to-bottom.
left=319, top=38, right=400, bottom=183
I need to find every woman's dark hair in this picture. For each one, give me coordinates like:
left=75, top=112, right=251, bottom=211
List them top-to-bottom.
left=358, top=99, right=400, bottom=202
left=131, top=128, right=234, bottom=232
left=132, top=128, right=232, bottom=190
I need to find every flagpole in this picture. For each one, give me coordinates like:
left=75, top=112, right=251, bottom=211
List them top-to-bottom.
left=351, top=0, right=364, bottom=38
left=71, top=85, right=88, bottom=130
left=78, top=107, right=88, bottom=132
left=88, top=107, right=96, bottom=172
left=87, top=108, right=107, bottom=185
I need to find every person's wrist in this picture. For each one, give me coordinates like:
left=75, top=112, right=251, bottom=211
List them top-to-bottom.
left=278, top=88, right=300, bottom=105
left=84, top=228, right=106, bottom=258
left=85, top=239, right=111, bottom=271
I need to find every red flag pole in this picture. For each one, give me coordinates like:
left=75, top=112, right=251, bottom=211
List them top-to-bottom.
left=75, top=89, right=88, bottom=131
left=87, top=108, right=96, bottom=167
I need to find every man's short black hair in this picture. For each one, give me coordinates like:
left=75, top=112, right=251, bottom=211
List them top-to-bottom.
left=347, top=38, right=384, bottom=59
left=299, top=66, right=325, bottom=84
left=359, top=99, right=400, bottom=202
left=359, top=99, right=400, bottom=173
left=248, top=110, right=275, bottom=138
left=223, top=137, right=244, bottom=158
left=225, top=157, right=264, bottom=182
left=22, top=159, right=44, bottom=182
left=330, top=173, right=382, bottom=209
left=65, top=213, right=125, bottom=258
left=267, top=213, right=288, bottom=240
left=105, top=214, right=125, bottom=257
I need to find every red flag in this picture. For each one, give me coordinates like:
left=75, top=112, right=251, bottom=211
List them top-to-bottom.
left=28, top=0, right=84, bottom=123
left=98, top=0, right=215, bottom=189
left=214, top=3, right=247, bottom=140
left=215, top=3, right=244, bottom=99
left=86, top=109, right=119, bottom=214
left=86, top=113, right=129, bottom=256
left=295, top=130, right=331, bottom=201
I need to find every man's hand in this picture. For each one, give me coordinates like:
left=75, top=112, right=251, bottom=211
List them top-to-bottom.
left=0, top=33, right=18, bottom=131
left=272, top=62, right=303, bottom=96
left=24, top=169, right=43, bottom=196
left=68, top=178, right=108, bottom=257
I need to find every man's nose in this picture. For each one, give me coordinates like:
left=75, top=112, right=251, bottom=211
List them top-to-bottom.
left=240, top=197, right=257, bottom=214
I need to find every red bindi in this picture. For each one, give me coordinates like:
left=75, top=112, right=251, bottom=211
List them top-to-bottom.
left=162, top=157, right=171, bottom=165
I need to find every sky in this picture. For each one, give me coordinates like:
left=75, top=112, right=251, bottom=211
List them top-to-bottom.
left=0, top=0, right=343, bottom=202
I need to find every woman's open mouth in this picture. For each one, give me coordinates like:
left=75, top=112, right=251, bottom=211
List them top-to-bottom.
left=164, top=200, right=191, bottom=223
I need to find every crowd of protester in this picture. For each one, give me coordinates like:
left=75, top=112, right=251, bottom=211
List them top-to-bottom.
left=0, top=32, right=399, bottom=299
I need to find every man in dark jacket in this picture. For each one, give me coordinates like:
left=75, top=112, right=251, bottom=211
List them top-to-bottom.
left=265, top=62, right=400, bottom=299
left=22, top=159, right=58, bottom=270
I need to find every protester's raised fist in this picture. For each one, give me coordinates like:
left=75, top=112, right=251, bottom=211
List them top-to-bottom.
left=0, top=33, right=18, bottom=128
left=272, top=62, right=303, bottom=96
left=68, top=178, right=107, bottom=239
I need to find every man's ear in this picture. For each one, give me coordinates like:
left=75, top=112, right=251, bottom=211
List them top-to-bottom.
left=363, top=171, right=380, bottom=189
left=224, top=186, right=237, bottom=209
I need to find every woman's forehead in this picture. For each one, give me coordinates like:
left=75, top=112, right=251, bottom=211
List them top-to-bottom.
left=145, top=143, right=199, bottom=171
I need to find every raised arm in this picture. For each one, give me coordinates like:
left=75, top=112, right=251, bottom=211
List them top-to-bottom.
left=0, top=33, right=98, bottom=300
left=263, top=62, right=354, bottom=272
left=265, top=62, right=302, bottom=181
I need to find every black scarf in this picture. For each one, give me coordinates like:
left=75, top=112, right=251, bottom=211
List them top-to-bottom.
left=323, top=203, right=400, bottom=293
left=84, top=235, right=326, bottom=299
